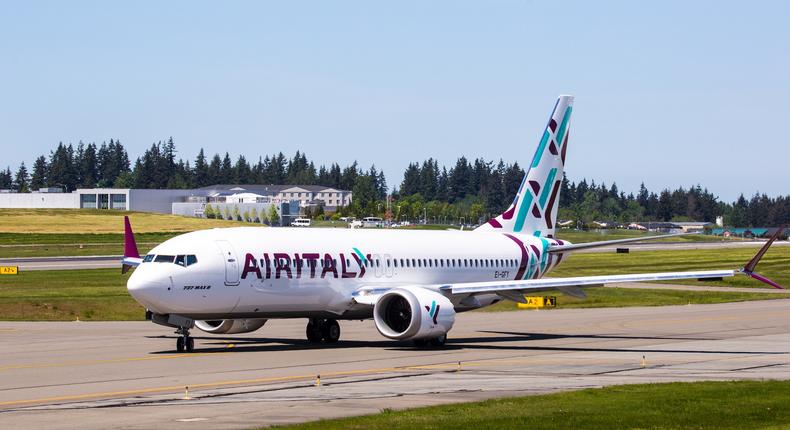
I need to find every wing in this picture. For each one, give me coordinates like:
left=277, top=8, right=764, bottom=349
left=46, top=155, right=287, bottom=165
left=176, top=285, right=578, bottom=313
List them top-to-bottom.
left=353, top=230, right=783, bottom=305
left=549, top=232, right=696, bottom=253
left=442, top=269, right=734, bottom=300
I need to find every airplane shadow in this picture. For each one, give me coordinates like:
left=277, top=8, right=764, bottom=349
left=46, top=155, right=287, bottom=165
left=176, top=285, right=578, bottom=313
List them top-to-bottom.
left=144, top=330, right=787, bottom=356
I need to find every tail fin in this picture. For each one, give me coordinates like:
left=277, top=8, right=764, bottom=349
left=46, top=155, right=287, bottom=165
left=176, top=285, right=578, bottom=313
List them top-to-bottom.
left=476, top=95, right=573, bottom=237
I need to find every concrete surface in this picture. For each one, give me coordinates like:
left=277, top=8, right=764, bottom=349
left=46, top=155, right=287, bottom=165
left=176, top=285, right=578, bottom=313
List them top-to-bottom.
left=1, top=299, right=789, bottom=429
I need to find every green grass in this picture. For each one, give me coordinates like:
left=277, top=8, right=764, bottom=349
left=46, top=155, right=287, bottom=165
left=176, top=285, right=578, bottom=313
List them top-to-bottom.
left=0, top=208, right=258, bottom=234
left=0, top=233, right=172, bottom=258
left=0, top=269, right=142, bottom=321
left=480, top=286, right=785, bottom=312
left=269, top=380, right=790, bottom=430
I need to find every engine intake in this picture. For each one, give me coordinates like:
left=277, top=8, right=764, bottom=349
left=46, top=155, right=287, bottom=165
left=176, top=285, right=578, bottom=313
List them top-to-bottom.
left=373, top=288, right=454, bottom=340
left=194, top=318, right=267, bottom=334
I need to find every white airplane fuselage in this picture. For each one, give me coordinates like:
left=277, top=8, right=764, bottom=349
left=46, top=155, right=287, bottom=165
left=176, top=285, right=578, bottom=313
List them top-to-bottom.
left=128, top=227, right=567, bottom=320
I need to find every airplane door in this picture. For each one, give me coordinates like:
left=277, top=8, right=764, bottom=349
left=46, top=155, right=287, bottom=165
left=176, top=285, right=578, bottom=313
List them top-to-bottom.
left=215, top=240, right=240, bottom=286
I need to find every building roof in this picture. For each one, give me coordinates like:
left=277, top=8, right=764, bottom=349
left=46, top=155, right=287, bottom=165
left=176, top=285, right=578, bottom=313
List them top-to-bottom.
left=199, top=184, right=349, bottom=194
left=672, top=221, right=713, bottom=227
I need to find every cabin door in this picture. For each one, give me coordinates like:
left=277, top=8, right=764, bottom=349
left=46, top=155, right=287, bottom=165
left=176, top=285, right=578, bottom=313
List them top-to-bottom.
left=215, top=240, right=240, bottom=286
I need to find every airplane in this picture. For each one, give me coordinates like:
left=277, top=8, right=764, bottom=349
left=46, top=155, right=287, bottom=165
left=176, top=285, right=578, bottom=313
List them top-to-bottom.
left=122, top=95, right=783, bottom=352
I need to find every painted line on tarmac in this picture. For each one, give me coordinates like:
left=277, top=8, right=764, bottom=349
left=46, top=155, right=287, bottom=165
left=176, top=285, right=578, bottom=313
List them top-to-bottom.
left=0, top=352, right=225, bottom=372
left=0, top=365, right=439, bottom=408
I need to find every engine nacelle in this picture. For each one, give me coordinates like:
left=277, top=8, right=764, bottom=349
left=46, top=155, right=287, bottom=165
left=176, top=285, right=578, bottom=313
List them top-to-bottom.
left=373, top=288, right=455, bottom=340
left=194, top=318, right=267, bottom=334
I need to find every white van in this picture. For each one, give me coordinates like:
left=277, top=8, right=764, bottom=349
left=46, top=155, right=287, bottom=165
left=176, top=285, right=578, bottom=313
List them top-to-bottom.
left=292, top=218, right=312, bottom=227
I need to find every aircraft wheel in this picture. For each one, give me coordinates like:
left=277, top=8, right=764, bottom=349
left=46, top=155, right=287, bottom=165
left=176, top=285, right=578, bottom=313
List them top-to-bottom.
left=306, top=319, right=323, bottom=343
left=321, top=319, right=340, bottom=343
left=429, top=334, right=447, bottom=347
left=176, top=336, right=185, bottom=352
left=185, top=336, right=195, bottom=352
left=412, top=338, right=428, bottom=347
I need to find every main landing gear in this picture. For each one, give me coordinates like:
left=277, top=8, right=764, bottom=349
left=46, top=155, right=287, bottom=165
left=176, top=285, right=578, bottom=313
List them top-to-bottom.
left=306, top=318, right=341, bottom=343
left=175, top=327, right=194, bottom=353
left=412, top=333, right=447, bottom=348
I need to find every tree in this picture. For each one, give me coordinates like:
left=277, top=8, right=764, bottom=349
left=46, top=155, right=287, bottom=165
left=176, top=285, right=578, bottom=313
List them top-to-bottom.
left=78, top=142, right=99, bottom=187
left=194, top=149, right=209, bottom=187
left=30, top=156, right=48, bottom=191
left=14, top=162, right=29, bottom=193
left=0, top=167, right=12, bottom=189
left=352, top=174, right=378, bottom=216
left=204, top=203, right=215, bottom=219
left=267, top=204, right=279, bottom=226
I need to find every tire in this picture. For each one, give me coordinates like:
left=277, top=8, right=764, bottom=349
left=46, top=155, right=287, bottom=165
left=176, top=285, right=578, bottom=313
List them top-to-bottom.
left=306, top=320, right=323, bottom=343
left=321, top=320, right=340, bottom=343
left=429, top=334, right=447, bottom=347
left=176, top=336, right=185, bottom=352
left=185, top=337, right=195, bottom=352
left=412, top=338, right=428, bottom=347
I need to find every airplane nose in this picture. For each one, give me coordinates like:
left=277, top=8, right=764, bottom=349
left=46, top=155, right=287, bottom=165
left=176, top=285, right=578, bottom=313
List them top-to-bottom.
left=127, top=270, right=167, bottom=312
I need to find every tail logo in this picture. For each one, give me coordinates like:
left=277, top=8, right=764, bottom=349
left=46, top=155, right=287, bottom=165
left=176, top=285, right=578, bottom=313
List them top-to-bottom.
left=424, top=300, right=440, bottom=324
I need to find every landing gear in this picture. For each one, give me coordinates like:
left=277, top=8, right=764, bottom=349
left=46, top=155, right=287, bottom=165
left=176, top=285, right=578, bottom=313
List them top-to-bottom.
left=306, top=319, right=341, bottom=343
left=306, top=319, right=323, bottom=343
left=176, top=327, right=194, bottom=352
left=413, top=334, right=447, bottom=348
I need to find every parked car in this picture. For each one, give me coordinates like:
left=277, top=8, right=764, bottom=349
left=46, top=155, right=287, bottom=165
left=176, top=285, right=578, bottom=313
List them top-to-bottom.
left=292, top=218, right=312, bottom=227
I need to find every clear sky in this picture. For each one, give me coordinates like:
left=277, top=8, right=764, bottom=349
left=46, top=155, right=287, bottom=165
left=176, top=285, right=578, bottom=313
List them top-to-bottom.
left=1, top=1, right=787, bottom=201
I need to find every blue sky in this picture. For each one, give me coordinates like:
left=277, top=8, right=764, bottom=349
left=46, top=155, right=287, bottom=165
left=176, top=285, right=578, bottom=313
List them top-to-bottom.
left=1, top=1, right=787, bottom=201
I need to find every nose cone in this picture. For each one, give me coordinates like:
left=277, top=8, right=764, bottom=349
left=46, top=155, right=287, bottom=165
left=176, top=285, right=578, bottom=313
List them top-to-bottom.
left=127, top=269, right=167, bottom=313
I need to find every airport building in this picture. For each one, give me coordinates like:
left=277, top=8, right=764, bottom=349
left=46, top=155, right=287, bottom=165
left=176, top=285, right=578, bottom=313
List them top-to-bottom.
left=0, top=184, right=352, bottom=225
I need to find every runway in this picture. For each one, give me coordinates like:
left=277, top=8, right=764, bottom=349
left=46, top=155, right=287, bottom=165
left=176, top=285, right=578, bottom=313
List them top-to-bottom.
left=3, top=240, right=787, bottom=271
left=1, top=299, right=789, bottom=429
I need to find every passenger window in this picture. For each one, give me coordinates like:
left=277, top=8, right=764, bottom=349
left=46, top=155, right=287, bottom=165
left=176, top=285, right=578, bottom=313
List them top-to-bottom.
left=143, top=254, right=155, bottom=263
left=154, top=255, right=175, bottom=263
left=175, top=255, right=186, bottom=267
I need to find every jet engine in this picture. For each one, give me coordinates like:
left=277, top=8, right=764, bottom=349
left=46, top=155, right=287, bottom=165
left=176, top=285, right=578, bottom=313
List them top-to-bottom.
left=373, top=288, right=454, bottom=341
left=194, top=318, right=267, bottom=334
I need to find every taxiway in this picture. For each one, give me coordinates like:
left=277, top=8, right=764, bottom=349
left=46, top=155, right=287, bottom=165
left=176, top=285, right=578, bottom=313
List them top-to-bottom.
left=1, top=299, right=789, bottom=429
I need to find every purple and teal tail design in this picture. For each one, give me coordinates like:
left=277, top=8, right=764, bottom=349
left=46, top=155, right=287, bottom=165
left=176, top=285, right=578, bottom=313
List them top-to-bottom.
left=476, top=95, right=574, bottom=238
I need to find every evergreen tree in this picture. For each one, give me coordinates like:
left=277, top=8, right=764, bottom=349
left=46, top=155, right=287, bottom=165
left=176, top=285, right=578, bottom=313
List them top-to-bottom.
left=79, top=142, right=99, bottom=187
left=194, top=149, right=209, bottom=187
left=208, top=154, right=222, bottom=185
left=30, top=156, right=48, bottom=191
left=14, top=162, right=29, bottom=192
left=0, top=167, right=12, bottom=189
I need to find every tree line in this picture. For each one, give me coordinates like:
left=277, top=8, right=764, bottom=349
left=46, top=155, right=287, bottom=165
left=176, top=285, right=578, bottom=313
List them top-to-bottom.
left=2, top=139, right=788, bottom=227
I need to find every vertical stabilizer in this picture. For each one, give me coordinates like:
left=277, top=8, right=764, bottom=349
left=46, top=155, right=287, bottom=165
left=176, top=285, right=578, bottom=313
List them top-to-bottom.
left=476, top=95, right=573, bottom=237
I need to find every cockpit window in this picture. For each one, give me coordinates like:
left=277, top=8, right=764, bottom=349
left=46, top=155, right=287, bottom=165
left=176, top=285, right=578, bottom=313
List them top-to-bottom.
left=142, top=254, right=155, bottom=263
left=154, top=255, right=175, bottom=263
left=175, top=255, right=186, bottom=267
left=186, top=255, right=198, bottom=266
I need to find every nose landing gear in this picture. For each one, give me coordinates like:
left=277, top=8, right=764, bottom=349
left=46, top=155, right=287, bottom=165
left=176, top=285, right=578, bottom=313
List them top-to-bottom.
left=306, top=318, right=340, bottom=343
left=175, top=327, right=194, bottom=352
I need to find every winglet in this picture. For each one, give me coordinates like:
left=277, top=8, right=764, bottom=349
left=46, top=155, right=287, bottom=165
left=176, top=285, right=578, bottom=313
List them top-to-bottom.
left=122, top=216, right=141, bottom=274
left=124, top=216, right=140, bottom=259
left=740, top=226, right=784, bottom=289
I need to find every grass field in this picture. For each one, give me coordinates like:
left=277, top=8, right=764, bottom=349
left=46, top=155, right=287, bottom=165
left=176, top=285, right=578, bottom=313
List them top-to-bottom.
left=0, top=209, right=257, bottom=234
left=0, top=269, right=139, bottom=320
left=480, top=286, right=785, bottom=312
left=269, top=380, right=790, bottom=430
